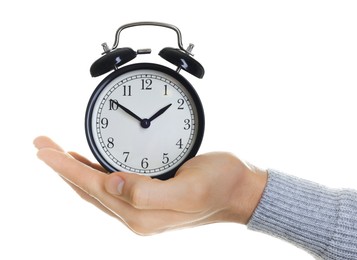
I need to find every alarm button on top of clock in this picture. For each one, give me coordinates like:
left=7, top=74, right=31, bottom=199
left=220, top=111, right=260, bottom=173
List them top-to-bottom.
left=90, top=47, right=137, bottom=77
left=158, top=47, right=204, bottom=78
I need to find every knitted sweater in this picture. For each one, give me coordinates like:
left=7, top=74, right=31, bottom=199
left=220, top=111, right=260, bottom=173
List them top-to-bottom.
left=247, top=169, right=357, bottom=259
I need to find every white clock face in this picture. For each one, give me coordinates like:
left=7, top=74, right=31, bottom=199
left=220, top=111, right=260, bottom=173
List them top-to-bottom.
left=86, top=64, right=204, bottom=178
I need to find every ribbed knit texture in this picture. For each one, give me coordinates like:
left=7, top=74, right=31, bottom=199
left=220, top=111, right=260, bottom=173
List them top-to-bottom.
left=247, top=169, right=357, bottom=259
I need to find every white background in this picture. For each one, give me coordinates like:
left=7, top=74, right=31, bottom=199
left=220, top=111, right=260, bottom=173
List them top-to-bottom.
left=1, top=1, right=356, bottom=259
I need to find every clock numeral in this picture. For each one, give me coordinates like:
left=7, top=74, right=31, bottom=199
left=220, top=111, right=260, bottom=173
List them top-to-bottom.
left=141, top=79, right=152, bottom=90
left=123, top=85, right=132, bottom=96
left=164, top=85, right=168, bottom=96
left=177, top=98, right=185, bottom=110
left=109, top=99, right=119, bottom=110
left=101, top=117, right=109, bottom=129
left=184, top=119, right=191, bottom=130
left=107, top=137, right=115, bottom=149
left=176, top=138, right=183, bottom=149
left=123, top=152, right=130, bottom=162
left=162, top=153, right=169, bottom=164
left=141, top=158, right=149, bottom=169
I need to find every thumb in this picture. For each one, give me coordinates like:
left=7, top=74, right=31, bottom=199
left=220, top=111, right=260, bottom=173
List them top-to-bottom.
left=104, top=172, right=192, bottom=211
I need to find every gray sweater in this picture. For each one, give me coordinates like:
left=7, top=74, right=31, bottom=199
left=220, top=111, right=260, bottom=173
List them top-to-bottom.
left=248, top=169, right=357, bottom=259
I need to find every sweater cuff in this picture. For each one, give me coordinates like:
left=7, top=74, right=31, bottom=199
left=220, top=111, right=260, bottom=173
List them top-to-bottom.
left=247, top=169, right=357, bottom=259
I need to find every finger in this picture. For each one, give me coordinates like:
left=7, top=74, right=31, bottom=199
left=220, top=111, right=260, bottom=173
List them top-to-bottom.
left=33, top=136, right=64, bottom=152
left=33, top=136, right=107, bottom=173
left=36, top=147, right=141, bottom=230
left=36, top=147, right=146, bottom=220
left=37, top=147, right=208, bottom=234
left=37, top=148, right=105, bottom=199
left=37, top=148, right=133, bottom=224
left=68, top=151, right=107, bottom=173
left=104, top=171, right=202, bottom=212
left=61, top=173, right=196, bottom=235
left=60, top=174, right=149, bottom=234
left=62, top=174, right=213, bottom=236
left=60, top=176, right=119, bottom=219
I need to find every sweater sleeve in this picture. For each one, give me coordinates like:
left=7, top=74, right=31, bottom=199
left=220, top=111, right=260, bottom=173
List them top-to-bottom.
left=247, top=169, right=357, bottom=259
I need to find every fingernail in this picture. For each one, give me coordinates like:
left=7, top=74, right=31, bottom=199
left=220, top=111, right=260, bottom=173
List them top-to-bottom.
left=107, top=175, right=125, bottom=195
left=117, top=177, right=124, bottom=195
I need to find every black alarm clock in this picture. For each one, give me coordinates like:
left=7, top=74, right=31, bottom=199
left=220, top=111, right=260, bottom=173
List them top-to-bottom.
left=85, top=22, right=205, bottom=180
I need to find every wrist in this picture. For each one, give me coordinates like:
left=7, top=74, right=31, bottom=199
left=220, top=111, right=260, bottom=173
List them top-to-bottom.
left=227, top=164, right=268, bottom=224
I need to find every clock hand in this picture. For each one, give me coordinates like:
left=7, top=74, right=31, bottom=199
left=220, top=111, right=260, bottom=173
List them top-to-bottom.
left=110, top=99, right=143, bottom=122
left=148, top=103, right=172, bottom=122
left=140, top=104, right=172, bottom=129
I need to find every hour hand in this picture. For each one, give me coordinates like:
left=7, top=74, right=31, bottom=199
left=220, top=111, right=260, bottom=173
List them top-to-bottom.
left=110, top=99, right=142, bottom=122
left=149, top=103, right=172, bottom=122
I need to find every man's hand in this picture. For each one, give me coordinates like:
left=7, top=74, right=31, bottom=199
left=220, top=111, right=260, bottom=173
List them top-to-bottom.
left=34, top=136, right=267, bottom=235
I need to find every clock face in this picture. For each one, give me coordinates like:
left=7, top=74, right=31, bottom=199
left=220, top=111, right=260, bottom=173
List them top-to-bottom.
left=85, top=63, right=204, bottom=180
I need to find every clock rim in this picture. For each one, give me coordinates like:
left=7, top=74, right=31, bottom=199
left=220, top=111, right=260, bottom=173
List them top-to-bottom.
left=85, top=62, right=205, bottom=180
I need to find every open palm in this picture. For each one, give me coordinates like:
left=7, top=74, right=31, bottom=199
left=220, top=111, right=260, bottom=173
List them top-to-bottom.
left=34, top=136, right=267, bottom=235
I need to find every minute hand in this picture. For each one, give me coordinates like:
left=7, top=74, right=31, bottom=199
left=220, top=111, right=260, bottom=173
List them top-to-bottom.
left=111, top=99, right=142, bottom=122
left=149, top=103, right=172, bottom=122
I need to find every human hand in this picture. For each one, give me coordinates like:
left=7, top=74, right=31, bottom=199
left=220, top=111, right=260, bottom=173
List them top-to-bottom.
left=34, top=136, right=267, bottom=235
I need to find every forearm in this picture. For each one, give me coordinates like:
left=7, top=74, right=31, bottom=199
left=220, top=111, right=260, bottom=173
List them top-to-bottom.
left=247, top=169, right=357, bottom=259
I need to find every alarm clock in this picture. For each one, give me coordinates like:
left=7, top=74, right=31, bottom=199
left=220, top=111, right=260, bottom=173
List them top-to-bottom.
left=85, top=22, right=205, bottom=180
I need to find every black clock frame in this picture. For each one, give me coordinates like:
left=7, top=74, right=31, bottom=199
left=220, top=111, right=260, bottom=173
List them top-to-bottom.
left=85, top=63, right=205, bottom=180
